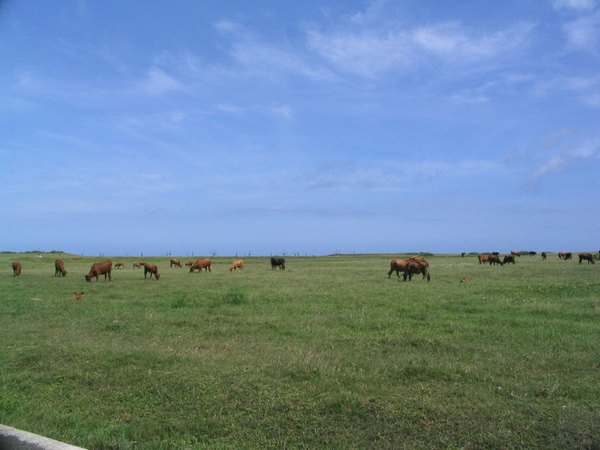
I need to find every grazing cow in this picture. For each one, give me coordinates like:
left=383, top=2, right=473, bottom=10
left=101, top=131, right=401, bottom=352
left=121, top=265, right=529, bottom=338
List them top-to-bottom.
left=511, top=251, right=521, bottom=257
left=541, top=252, right=547, bottom=260
left=558, top=252, right=572, bottom=260
left=579, top=253, right=595, bottom=264
left=477, top=254, right=490, bottom=264
left=488, top=255, right=504, bottom=266
left=503, top=255, right=516, bottom=264
left=270, top=257, right=285, bottom=270
left=170, top=258, right=182, bottom=268
left=190, top=258, right=211, bottom=272
left=54, top=259, right=68, bottom=277
left=387, top=259, right=410, bottom=278
left=85, top=260, right=112, bottom=282
left=230, top=260, right=244, bottom=272
left=403, top=260, right=430, bottom=281
left=185, top=261, right=194, bottom=267
left=11, top=262, right=22, bottom=276
left=115, top=262, right=125, bottom=269
left=133, top=262, right=142, bottom=269
left=143, top=263, right=161, bottom=279
left=69, top=291, right=84, bottom=301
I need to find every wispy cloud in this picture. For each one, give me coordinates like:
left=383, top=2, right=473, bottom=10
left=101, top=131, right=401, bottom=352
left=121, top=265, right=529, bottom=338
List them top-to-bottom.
left=553, top=0, right=596, bottom=11
left=307, top=21, right=534, bottom=78
left=136, top=68, right=186, bottom=95
left=527, top=140, right=600, bottom=182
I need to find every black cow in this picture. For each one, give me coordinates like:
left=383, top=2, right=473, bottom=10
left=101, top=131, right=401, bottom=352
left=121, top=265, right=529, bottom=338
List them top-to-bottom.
left=271, top=257, right=285, bottom=270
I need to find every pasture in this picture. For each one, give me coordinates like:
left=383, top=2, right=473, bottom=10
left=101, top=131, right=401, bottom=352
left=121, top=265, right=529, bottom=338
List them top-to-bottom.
left=0, top=252, right=598, bottom=449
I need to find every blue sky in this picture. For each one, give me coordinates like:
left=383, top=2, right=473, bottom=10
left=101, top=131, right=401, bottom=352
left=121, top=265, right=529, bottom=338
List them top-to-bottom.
left=1, top=0, right=599, bottom=256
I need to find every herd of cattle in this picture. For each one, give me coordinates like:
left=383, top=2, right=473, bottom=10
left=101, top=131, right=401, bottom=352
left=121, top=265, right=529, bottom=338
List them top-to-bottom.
left=8, top=253, right=597, bottom=282
left=8, top=257, right=286, bottom=280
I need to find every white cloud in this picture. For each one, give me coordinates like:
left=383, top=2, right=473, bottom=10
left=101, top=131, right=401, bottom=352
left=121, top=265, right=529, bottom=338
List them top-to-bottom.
left=553, top=0, right=596, bottom=11
left=563, top=13, right=600, bottom=50
left=307, top=21, right=533, bottom=78
left=137, top=68, right=185, bottom=95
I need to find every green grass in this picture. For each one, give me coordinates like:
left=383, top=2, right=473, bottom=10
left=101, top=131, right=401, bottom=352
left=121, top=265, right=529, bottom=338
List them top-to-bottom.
left=0, top=252, right=599, bottom=449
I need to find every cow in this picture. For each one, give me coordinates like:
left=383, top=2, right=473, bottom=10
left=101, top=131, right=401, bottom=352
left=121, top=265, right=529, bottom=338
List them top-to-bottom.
left=511, top=251, right=521, bottom=257
left=529, top=251, right=537, bottom=256
left=541, top=252, right=547, bottom=260
left=558, top=252, right=572, bottom=260
left=579, top=253, right=595, bottom=264
left=478, top=254, right=490, bottom=264
left=488, top=255, right=504, bottom=266
left=503, top=255, right=516, bottom=264
left=409, top=256, right=426, bottom=262
left=270, top=257, right=285, bottom=270
left=170, top=258, right=182, bottom=268
left=190, top=258, right=211, bottom=272
left=54, top=259, right=68, bottom=277
left=387, top=259, right=410, bottom=278
left=85, top=260, right=112, bottom=282
left=230, top=260, right=244, bottom=272
left=403, top=260, right=430, bottom=281
left=185, top=261, right=194, bottom=267
left=11, top=262, right=22, bottom=276
left=115, top=262, right=125, bottom=269
left=133, top=262, right=142, bottom=269
left=143, top=263, right=161, bottom=279
left=460, top=278, right=469, bottom=283
left=69, top=291, right=84, bottom=301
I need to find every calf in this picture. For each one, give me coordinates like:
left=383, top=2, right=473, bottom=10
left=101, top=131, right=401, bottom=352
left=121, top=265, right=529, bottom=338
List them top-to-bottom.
left=270, top=257, right=285, bottom=270
left=170, top=258, right=182, bottom=268
left=54, top=259, right=68, bottom=277
left=85, top=260, right=112, bottom=282
left=230, top=260, right=244, bottom=272
left=11, top=262, right=22, bottom=276
left=115, top=262, right=125, bottom=269
left=144, top=263, right=161, bottom=280
left=69, top=291, right=84, bottom=301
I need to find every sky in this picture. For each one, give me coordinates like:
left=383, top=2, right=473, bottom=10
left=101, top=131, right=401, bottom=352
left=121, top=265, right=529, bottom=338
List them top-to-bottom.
left=1, top=0, right=599, bottom=257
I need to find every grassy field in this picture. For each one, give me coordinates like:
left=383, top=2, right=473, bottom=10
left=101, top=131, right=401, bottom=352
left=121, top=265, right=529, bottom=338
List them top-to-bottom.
left=0, top=251, right=598, bottom=449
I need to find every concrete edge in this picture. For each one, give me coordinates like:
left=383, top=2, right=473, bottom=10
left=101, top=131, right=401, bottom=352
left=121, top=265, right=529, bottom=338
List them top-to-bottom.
left=0, top=424, right=86, bottom=450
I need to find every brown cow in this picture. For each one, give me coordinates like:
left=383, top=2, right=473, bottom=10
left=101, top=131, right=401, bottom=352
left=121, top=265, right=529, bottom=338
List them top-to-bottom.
left=511, top=251, right=521, bottom=257
left=558, top=252, right=572, bottom=260
left=579, top=253, right=595, bottom=264
left=477, top=254, right=490, bottom=264
left=502, top=255, right=516, bottom=264
left=170, top=258, right=182, bottom=268
left=190, top=258, right=211, bottom=272
left=54, top=259, right=68, bottom=277
left=387, top=259, right=410, bottom=278
left=85, top=260, right=112, bottom=282
left=230, top=260, right=244, bottom=272
left=403, top=260, right=430, bottom=281
left=185, top=261, right=194, bottom=267
left=11, top=262, right=22, bottom=276
left=115, top=262, right=125, bottom=269
left=133, top=262, right=142, bottom=269
left=143, top=263, right=161, bottom=279
left=69, top=291, right=84, bottom=301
